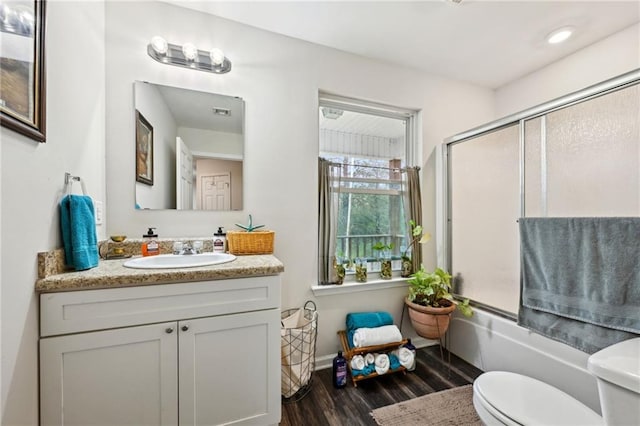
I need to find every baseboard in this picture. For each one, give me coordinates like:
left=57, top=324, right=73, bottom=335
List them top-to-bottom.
left=315, top=336, right=437, bottom=370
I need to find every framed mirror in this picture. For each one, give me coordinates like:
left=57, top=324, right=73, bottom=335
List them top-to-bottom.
left=0, top=0, right=47, bottom=142
left=134, top=81, right=244, bottom=210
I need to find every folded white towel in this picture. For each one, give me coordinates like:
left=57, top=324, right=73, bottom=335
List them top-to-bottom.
left=352, top=325, right=402, bottom=348
left=392, top=347, right=416, bottom=371
left=364, top=353, right=375, bottom=366
left=374, top=353, right=390, bottom=375
left=350, top=355, right=365, bottom=371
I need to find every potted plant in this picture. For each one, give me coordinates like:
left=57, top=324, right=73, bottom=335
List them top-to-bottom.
left=401, top=220, right=431, bottom=277
left=372, top=242, right=394, bottom=280
left=333, top=256, right=353, bottom=285
left=355, top=258, right=368, bottom=283
left=405, top=265, right=473, bottom=339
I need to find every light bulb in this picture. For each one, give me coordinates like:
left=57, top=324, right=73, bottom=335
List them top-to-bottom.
left=546, top=27, right=574, bottom=44
left=150, top=36, right=168, bottom=55
left=182, top=43, right=198, bottom=61
left=209, top=48, right=225, bottom=66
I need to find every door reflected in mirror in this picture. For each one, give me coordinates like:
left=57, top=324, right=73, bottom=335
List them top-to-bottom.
left=134, top=81, right=244, bottom=210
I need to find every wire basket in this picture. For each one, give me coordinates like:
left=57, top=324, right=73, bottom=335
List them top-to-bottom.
left=281, top=300, right=318, bottom=403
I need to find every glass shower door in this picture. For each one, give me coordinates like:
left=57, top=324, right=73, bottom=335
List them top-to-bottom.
left=525, top=84, right=640, bottom=217
left=449, top=124, right=521, bottom=314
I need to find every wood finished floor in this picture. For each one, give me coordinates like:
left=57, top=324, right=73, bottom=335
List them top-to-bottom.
left=280, top=345, right=484, bottom=426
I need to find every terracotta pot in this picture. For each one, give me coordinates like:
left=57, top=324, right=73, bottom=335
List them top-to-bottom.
left=405, top=297, right=456, bottom=339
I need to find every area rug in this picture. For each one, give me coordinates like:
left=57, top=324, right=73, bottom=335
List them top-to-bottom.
left=370, top=385, right=481, bottom=426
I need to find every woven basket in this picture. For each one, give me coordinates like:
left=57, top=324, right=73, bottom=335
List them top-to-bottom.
left=227, top=230, right=275, bottom=255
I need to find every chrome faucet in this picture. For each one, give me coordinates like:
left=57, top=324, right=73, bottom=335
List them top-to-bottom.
left=172, top=241, right=203, bottom=255
left=182, top=243, right=196, bottom=255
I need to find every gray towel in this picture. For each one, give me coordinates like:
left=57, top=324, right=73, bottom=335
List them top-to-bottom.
left=518, top=217, right=640, bottom=353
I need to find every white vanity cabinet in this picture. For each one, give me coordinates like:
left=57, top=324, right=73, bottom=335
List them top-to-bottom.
left=39, top=275, right=281, bottom=426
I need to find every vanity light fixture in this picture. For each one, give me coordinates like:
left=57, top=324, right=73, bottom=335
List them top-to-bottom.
left=546, top=26, right=574, bottom=44
left=147, top=36, right=232, bottom=74
left=150, top=36, right=168, bottom=55
left=181, top=43, right=198, bottom=61
left=210, top=48, right=225, bottom=66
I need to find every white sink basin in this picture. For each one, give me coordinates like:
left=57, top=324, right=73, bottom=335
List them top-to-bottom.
left=123, top=253, right=236, bottom=269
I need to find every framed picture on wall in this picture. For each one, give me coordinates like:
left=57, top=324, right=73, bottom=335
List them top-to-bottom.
left=0, top=0, right=47, bottom=142
left=135, top=110, right=153, bottom=185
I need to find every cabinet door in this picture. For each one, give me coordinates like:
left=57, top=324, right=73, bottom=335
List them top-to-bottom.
left=179, top=309, right=280, bottom=426
left=40, top=322, right=178, bottom=426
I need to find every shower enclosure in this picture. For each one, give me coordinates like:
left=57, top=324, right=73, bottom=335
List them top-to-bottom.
left=444, top=69, right=640, bottom=316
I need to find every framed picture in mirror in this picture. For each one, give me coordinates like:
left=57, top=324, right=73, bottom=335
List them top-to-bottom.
left=0, top=0, right=47, bottom=142
left=135, top=110, right=153, bottom=185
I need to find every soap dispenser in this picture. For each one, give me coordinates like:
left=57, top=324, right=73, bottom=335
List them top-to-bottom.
left=142, top=227, right=159, bottom=257
left=213, top=227, right=226, bottom=253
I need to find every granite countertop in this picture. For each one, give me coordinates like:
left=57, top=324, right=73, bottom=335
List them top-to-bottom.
left=35, top=252, right=285, bottom=293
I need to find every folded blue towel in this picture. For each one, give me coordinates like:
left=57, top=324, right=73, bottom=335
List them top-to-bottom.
left=60, top=195, right=99, bottom=271
left=346, top=311, right=395, bottom=348
left=346, top=312, right=394, bottom=331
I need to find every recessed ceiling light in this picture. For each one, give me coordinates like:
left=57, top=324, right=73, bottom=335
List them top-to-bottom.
left=547, top=26, right=574, bottom=44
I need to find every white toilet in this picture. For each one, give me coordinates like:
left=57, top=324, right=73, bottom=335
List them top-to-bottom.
left=473, top=337, right=640, bottom=425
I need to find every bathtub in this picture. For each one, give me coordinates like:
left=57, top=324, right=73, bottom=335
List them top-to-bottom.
left=448, top=307, right=601, bottom=414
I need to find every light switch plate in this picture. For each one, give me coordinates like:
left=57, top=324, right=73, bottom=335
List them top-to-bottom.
left=94, top=200, right=103, bottom=225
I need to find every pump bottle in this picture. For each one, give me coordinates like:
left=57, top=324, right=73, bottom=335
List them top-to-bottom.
left=142, top=227, right=159, bottom=256
left=213, top=227, right=226, bottom=253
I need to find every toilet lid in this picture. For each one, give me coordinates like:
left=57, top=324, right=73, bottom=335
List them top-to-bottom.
left=474, top=371, right=602, bottom=426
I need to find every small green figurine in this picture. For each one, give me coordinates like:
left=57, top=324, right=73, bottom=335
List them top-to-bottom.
left=235, top=214, right=265, bottom=232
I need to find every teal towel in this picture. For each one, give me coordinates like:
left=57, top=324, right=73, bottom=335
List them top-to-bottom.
left=60, top=195, right=99, bottom=271
left=346, top=311, right=394, bottom=348
left=346, top=312, right=394, bottom=330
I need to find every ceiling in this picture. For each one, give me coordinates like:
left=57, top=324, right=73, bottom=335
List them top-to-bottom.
left=163, top=0, right=639, bottom=89
left=153, top=82, right=244, bottom=133
left=320, top=108, right=406, bottom=139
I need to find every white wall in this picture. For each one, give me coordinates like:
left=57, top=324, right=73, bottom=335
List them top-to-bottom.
left=105, top=1, right=495, bottom=361
left=0, top=2, right=106, bottom=424
left=496, top=23, right=640, bottom=116
left=134, top=81, right=177, bottom=210
left=179, top=127, right=243, bottom=157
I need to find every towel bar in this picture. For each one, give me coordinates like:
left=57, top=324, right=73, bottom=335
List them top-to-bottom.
left=64, top=172, right=87, bottom=195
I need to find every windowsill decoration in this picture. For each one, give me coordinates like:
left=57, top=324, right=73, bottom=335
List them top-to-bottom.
left=401, top=220, right=431, bottom=277
left=372, top=242, right=394, bottom=280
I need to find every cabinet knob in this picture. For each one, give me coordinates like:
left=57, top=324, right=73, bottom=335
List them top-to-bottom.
left=181, top=325, right=189, bottom=332
left=165, top=327, right=174, bottom=334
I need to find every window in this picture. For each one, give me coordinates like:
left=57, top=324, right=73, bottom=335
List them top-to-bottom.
left=318, top=93, right=418, bottom=285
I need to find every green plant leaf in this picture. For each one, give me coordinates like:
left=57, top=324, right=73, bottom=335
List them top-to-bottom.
left=372, top=242, right=385, bottom=251
left=457, top=299, right=474, bottom=317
